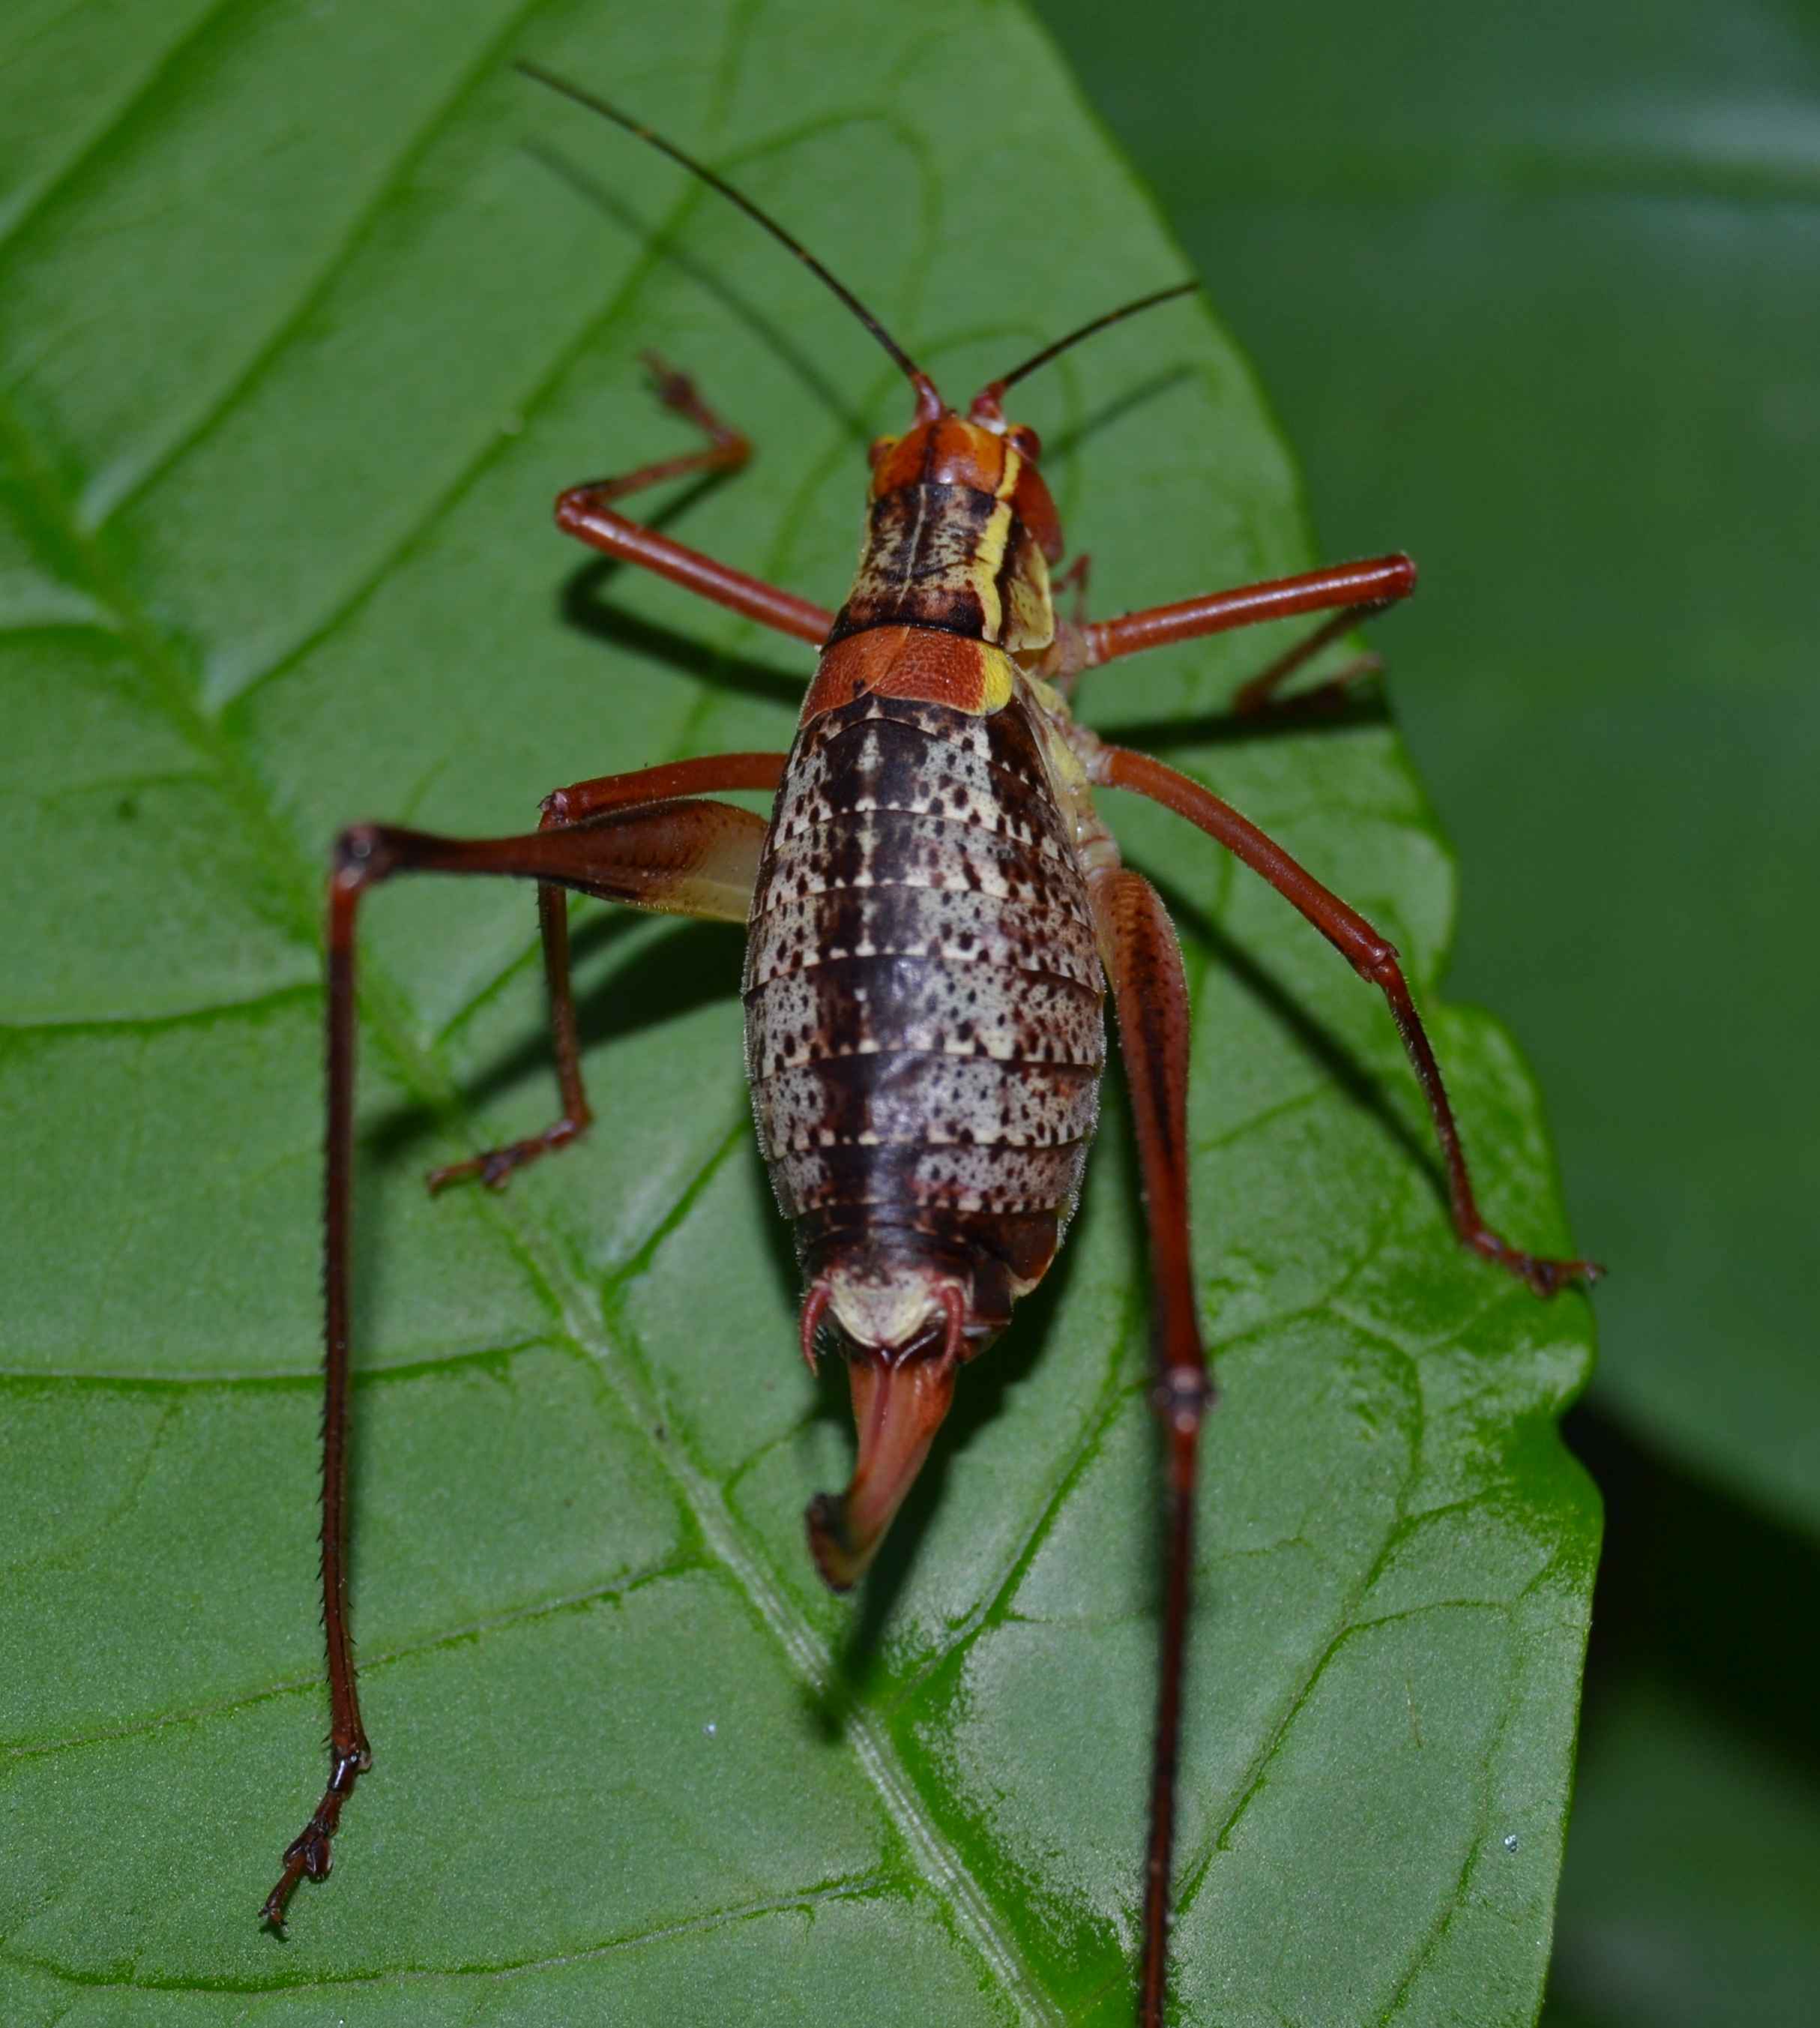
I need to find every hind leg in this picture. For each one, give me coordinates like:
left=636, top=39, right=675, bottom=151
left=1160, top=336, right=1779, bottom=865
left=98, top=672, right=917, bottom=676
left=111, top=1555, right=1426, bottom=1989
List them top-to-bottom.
left=427, top=750, right=787, bottom=1192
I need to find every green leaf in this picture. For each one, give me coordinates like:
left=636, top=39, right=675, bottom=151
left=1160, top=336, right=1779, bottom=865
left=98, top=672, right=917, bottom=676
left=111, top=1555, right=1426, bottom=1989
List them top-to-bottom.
left=1032, top=0, right=1820, bottom=1540
left=0, top=2, right=1597, bottom=2021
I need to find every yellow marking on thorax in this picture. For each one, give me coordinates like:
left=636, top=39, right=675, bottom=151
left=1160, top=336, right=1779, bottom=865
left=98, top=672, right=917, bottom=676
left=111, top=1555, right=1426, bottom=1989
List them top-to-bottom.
left=966, top=443, right=1022, bottom=645
left=988, top=444, right=1057, bottom=655
left=1002, top=538, right=1053, bottom=654
left=978, top=642, right=1016, bottom=711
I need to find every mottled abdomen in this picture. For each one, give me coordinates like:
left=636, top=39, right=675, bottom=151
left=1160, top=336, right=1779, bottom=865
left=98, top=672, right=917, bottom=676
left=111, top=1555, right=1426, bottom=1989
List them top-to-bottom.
left=743, top=690, right=1106, bottom=1341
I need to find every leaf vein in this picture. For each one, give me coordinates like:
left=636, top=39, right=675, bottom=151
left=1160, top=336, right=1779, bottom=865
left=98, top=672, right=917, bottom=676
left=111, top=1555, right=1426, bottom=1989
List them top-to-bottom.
left=0, top=0, right=248, bottom=253
left=85, top=0, right=557, bottom=532
left=0, top=1871, right=897, bottom=1994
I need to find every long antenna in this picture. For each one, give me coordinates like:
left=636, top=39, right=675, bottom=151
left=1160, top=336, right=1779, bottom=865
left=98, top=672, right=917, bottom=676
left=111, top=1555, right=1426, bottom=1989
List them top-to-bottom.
left=516, top=61, right=941, bottom=418
left=995, top=280, right=1199, bottom=393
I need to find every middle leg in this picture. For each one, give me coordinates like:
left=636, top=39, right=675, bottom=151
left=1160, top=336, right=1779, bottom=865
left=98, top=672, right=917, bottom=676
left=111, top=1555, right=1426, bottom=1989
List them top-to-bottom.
left=554, top=357, right=836, bottom=647
left=1096, top=742, right=1601, bottom=1296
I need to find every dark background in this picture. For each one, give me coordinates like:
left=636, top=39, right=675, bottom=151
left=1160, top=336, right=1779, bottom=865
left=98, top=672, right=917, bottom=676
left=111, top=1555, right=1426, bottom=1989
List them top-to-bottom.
left=1031, top=3, right=1820, bottom=2021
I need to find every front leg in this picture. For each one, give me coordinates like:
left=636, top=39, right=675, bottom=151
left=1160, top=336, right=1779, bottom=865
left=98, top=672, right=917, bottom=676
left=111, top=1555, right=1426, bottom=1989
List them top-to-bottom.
left=555, top=357, right=836, bottom=648
left=1043, top=553, right=1413, bottom=708
left=1079, top=553, right=1415, bottom=671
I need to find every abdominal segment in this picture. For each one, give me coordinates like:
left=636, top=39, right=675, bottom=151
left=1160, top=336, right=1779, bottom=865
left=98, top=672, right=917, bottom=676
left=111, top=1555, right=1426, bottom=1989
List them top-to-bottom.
left=743, top=690, right=1106, bottom=1335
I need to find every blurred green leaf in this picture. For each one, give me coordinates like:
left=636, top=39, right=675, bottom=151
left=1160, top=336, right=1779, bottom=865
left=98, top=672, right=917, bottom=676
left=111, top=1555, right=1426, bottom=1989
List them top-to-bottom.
left=0, top=1, right=1597, bottom=2020
left=1545, top=1663, right=1820, bottom=2028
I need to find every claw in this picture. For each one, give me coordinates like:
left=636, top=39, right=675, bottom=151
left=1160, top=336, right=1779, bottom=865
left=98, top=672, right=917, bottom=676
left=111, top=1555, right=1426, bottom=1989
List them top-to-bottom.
left=425, top=1119, right=583, bottom=1195
left=1469, top=1228, right=1605, bottom=1298
left=261, top=1745, right=367, bottom=1934
left=260, top=1818, right=328, bottom=1932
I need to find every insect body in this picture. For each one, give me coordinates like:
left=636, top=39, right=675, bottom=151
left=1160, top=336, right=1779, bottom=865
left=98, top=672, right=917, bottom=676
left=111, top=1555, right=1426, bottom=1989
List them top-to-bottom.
left=264, top=64, right=1600, bottom=2027
left=749, top=414, right=1110, bottom=1582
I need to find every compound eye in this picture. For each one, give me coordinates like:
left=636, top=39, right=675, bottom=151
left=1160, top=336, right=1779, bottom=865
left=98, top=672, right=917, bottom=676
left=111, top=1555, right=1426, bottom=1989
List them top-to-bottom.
left=1007, top=424, right=1042, bottom=462
left=868, top=434, right=898, bottom=466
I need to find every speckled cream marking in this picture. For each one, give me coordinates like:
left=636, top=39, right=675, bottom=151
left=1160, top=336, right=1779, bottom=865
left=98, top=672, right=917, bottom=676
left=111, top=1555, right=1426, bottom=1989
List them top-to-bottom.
left=744, top=690, right=1106, bottom=1233
left=746, top=885, right=1101, bottom=987
left=747, top=958, right=1103, bottom=1074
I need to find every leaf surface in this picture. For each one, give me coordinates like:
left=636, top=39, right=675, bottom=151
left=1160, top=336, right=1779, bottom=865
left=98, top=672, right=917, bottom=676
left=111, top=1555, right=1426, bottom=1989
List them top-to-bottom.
left=0, top=3, right=1597, bottom=2021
